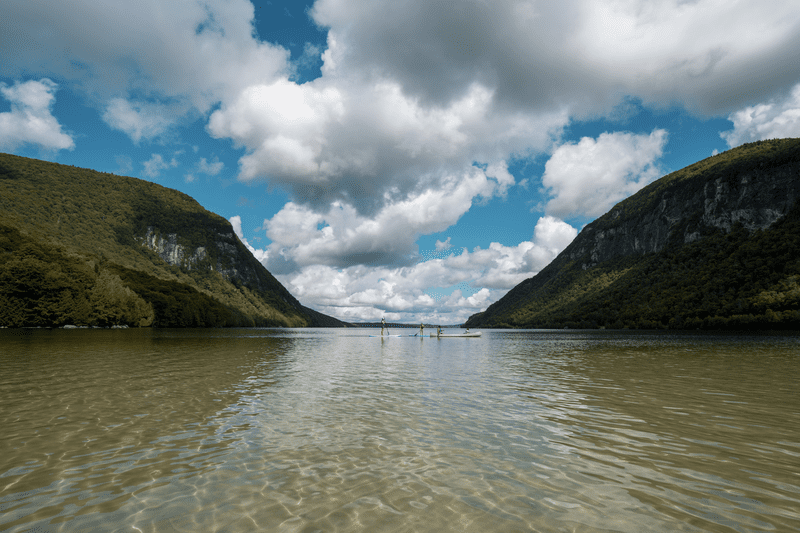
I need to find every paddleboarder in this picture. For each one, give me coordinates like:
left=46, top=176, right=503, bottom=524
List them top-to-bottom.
left=381, top=317, right=387, bottom=336
left=419, top=323, right=424, bottom=336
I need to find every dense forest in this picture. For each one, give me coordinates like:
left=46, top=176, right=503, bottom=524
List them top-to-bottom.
left=466, top=139, right=800, bottom=330
left=0, top=153, right=345, bottom=328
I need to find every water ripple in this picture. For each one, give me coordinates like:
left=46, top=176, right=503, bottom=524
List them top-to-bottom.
left=1, top=328, right=798, bottom=532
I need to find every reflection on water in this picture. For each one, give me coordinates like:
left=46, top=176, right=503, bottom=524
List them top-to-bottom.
left=1, top=328, right=798, bottom=532
left=498, top=332, right=800, bottom=532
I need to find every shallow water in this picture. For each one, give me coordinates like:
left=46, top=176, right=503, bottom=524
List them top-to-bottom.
left=1, top=328, right=798, bottom=532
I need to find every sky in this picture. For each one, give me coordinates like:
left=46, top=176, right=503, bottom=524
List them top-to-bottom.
left=2, top=0, right=800, bottom=324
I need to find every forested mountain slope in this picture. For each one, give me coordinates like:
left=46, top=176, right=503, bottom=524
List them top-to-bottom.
left=465, top=138, right=800, bottom=330
left=0, top=153, right=345, bottom=327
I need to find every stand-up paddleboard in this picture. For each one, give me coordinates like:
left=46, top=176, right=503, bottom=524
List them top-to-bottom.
left=408, top=332, right=481, bottom=337
left=369, top=334, right=402, bottom=337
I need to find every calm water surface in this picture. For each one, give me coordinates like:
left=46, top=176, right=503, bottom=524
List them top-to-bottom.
left=1, top=328, right=798, bottom=532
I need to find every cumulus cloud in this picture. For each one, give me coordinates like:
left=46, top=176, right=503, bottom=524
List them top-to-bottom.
left=1, top=0, right=289, bottom=138
left=4, top=0, right=798, bottom=153
left=5, top=0, right=795, bottom=207
left=202, top=0, right=799, bottom=283
left=310, top=0, right=800, bottom=116
left=292, top=42, right=324, bottom=80
left=208, top=77, right=564, bottom=212
left=0, top=79, right=74, bottom=151
left=721, top=83, right=800, bottom=147
left=102, top=98, right=179, bottom=143
left=542, top=129, right=668, bottom=219
left=142, top=153, right=178, bottom=179
left=185, top=156, right=225, bottom=183
left=198, top=156, right=224, bottom=176
left=258, top=164, right=518, bottom=273
left=229, top=215, right=272, bottom=267
left=244, top=215, right=576, bottom=323
left=230, top=216, right=246, bottom=241
left=457, top=216, right=578, bottom=289
left=435, top=238, right=452, bottom=252
left=274, top=262, right=483, bottom=323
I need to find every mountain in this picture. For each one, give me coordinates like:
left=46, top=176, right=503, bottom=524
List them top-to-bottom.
left=465, top=138, right=800, bottom=330
left=0, top=152, right=347, bottom=328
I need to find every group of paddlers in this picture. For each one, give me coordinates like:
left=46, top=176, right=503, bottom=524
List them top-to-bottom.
left=380, top=318, right=451, bottom=337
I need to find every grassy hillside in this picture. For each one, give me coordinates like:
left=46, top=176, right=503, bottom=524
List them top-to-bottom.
left=466, top=139, right=800, bottom=330
left=0, top=153, right=345, bottom=328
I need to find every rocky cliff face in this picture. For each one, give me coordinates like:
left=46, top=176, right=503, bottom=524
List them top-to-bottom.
left=465, top=138, right=800, bottom=330
left=564, top=147, right=800, bottom=270
left=136, top=222, right=348, bottom=325
left=137, top=223, right=306, bottom=309
left=140, top=226, right=255, bottom=281
left=140, top=227, right=209, bottom=269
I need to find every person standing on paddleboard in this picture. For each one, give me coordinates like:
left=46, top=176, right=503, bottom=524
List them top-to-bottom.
left=381, top=317, right=387, bottom=336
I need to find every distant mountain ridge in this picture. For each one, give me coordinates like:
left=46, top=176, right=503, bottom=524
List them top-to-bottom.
left=466, top=138, right=800, bottom=330
left=0, top=152, right=346, bottom=328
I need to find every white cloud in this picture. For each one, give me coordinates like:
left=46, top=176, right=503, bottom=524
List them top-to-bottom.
left=1, top=0, right=289, bottom=140
left=4, top=0, right=799, bottom=155
left=6, top=0, right=793, bottom=216
left=201, top=0, right=798, bottom=287
left=310, top=0, right=800, bottom=116
left=292, top=42, right=323, bottom=79
left=208, top=77, right=565, bottom=212
left=0, top=79, right=74, bottom=151
left=721, top=83, right=800, bottom=147
left=102, top=98, right=177, bottom=143
left=542, top=129, right=668, bottom=219
left=142, top=153, right=178, bottom=179
left=185, top=156, right=224, bottom=183
left=198, top=156, right=224, bottom=176
left=258, top=163, right=519, bottom=273
left=229, top=215, right=269, bottom=265
left=230, top=215, right=245, bottom=240
left=243, top=215, right=576, bottom=323
left=460, top=216, right=577, bottom=289
left=435, top=237, right=452, bottom=252
left=272, top=261, right=492, bottom=324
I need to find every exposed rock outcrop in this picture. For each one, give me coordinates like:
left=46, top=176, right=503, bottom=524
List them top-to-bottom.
left=465, top=138, right=800, bottom=330
left=564, top=150, right=800, bottom=270
left=140, top=227, right=208, bottom=270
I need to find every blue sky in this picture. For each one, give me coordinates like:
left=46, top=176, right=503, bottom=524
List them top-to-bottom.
left=2, top=0, right=800, bottom=324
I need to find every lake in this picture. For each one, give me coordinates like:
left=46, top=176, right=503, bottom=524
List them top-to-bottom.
left=1, top=328, right=798, bottom=532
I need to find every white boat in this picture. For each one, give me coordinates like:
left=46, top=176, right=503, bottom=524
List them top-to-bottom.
left=436, top=332, right=481, bottom=338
